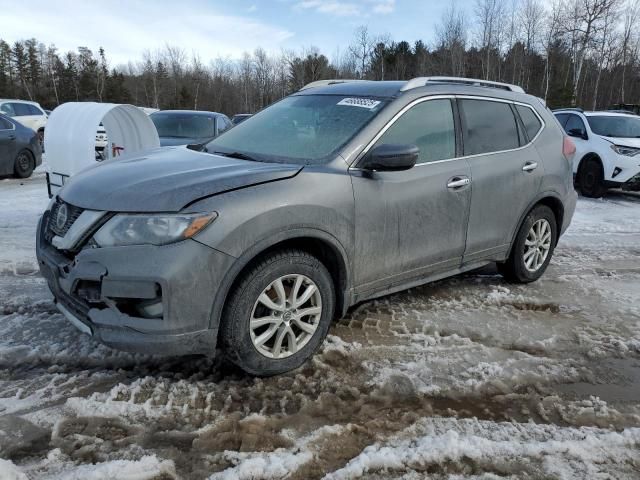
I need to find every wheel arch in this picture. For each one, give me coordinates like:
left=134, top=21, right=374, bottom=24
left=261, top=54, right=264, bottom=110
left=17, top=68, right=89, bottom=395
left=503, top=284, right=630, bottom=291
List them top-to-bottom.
left=576, top=152, right=603, bottom=181
left=506, top=193, right=565, bottom=258
left=208, top=229, right=352, bottom=336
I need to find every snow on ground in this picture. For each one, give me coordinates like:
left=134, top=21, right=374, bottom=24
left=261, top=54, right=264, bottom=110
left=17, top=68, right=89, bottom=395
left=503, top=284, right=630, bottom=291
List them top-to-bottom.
left=0, top=174, right=639, bottom=479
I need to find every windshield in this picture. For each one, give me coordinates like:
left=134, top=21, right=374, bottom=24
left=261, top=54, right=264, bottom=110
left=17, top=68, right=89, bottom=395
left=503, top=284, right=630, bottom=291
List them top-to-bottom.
left=205, top=95, right=387, bottom=164
left=151, top=113, right=216, bottom=139
left=587, top=115, right=640, bottom=138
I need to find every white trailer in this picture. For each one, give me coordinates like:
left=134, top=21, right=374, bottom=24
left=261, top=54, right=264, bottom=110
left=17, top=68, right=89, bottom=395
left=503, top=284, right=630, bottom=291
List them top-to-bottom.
left=44, top=102, right=160, bottom=197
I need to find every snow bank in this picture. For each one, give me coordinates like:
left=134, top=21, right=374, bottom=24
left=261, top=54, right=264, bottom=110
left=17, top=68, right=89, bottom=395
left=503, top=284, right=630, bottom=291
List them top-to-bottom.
left=325, top=418, right=640, bottom=479
left=45, top=455, right=176, bottom=480
left=0, top=459, right=28, bottom=480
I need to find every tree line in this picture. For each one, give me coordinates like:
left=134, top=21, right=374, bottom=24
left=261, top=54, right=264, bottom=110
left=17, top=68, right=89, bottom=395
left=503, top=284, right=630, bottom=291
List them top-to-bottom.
left=1, top=0, right=639, bottom=115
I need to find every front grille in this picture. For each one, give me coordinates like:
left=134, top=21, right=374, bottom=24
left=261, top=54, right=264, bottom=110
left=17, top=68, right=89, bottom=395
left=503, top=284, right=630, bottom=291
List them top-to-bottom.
left=48, top=199, right=84, bottom=238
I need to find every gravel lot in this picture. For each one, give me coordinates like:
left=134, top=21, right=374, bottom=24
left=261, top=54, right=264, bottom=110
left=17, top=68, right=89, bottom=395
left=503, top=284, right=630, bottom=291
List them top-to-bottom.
left=1, top=170, right=640, bottom=479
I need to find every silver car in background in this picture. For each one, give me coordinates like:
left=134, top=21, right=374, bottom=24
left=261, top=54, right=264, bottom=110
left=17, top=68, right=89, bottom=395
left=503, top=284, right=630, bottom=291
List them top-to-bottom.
left=37, top=77, right=577, bottom=376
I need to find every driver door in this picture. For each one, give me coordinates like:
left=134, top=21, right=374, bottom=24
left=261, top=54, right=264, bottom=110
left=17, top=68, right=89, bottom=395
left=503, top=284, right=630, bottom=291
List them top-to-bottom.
left=350, top=98, right=472, bottom=297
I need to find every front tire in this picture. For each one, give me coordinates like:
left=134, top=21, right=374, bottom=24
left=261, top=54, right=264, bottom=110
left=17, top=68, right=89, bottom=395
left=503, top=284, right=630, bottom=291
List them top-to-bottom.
left=14, top=150, right=34, bottom=178
left=578, top=157, right=607, bottom=198
left=498, top=205, right=557, bottom=283
left=220, top=249, right=335, bottom=376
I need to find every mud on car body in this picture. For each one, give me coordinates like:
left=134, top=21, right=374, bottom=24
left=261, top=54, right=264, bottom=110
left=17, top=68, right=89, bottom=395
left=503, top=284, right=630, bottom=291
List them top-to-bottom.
left=37, top=77, right=577, bottom=375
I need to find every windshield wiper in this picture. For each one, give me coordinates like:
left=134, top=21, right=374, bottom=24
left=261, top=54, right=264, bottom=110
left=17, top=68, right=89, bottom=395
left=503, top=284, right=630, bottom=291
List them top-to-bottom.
left=212, top=151, right=260, bottom=162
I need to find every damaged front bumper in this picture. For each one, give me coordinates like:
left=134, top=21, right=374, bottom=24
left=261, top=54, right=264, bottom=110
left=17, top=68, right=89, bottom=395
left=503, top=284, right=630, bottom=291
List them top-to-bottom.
left=36, top=211, right=235, bottom=356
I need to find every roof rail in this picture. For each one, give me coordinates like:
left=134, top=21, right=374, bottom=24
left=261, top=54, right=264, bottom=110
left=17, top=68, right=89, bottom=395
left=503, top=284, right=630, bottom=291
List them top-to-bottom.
left=401, top=76, right=525, bottom=93
left=299, top=79, right=365, bottom=91
left=552, top=107, right=584, bottom=113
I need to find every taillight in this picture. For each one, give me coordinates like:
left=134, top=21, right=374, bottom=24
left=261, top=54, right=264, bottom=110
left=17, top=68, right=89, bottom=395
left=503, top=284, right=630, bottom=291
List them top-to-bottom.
left=563, top=136, right=576, bottom=161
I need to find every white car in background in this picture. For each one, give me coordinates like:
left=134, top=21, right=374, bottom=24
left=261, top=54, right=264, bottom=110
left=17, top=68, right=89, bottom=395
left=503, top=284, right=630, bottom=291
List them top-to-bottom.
left=0, top=99, right=48, bottom=143
left=554, top=109, right=640, bottom=197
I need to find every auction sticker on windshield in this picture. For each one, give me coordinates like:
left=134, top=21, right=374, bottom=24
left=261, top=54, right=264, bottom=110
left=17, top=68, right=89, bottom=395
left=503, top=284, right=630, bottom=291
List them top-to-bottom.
left=337, top=98, right=381, bottom=109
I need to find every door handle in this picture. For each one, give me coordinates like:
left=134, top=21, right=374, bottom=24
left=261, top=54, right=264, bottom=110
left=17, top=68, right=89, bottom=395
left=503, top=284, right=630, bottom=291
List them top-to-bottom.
left=8, top=134, right=16, bottom=140
left=522, top=161, right=538, bottom=172
left=447, top=177, right=471, bottom=189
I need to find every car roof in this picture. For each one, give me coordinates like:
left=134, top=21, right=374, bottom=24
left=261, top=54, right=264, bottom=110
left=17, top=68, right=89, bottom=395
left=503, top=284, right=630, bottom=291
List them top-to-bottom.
left=294, top=79, right=533, bottom=104
left=295, top=81, right=407, bottom=98
left=0, top=99, right=41, bottom=105
left=554, top=109, right=638, bottom=118
left=151, top=110, right=224, bottom=116
left=584, top=111, right=639, bottom=118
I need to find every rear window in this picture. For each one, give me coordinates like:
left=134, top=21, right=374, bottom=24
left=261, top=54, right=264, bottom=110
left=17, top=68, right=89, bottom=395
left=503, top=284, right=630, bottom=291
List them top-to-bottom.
left=459, top=99, right=520, bottom=155
left=515, top=105, right=543, bottom=141
left=151, top=113, right=216, bottom=139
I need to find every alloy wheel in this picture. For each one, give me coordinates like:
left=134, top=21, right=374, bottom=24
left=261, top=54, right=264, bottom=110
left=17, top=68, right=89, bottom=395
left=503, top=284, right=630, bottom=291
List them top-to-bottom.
left=16, top=153, right=31, bottom=173
left=523, top=218, right=552, bottom=272
left=250, top=274, right=322, bottom=359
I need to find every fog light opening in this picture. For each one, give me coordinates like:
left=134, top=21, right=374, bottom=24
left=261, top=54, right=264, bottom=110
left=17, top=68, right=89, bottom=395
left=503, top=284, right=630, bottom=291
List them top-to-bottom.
left=136, top=299, right=164, bottom=319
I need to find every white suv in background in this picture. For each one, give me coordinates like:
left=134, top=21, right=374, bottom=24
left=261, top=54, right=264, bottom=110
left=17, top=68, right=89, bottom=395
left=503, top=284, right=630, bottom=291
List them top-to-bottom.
left=0, top=99, right=48, bottom=143
left=554, top=109, right=640, bottom=197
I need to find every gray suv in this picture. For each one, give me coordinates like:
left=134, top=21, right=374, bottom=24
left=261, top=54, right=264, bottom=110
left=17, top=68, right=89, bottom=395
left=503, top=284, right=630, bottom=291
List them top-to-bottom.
left=37, top=77, right=577, bottom=375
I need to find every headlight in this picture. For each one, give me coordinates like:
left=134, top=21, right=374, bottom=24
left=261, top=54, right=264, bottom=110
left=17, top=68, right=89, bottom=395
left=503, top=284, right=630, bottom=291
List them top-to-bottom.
left=611, top=144, right=640, bottom=157
left=93, top=212, right=217, bottom=247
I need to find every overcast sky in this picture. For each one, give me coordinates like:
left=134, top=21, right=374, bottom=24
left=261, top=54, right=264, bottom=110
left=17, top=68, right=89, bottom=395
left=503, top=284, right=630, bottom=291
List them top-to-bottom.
left=0, top=0, right=474, bottom=66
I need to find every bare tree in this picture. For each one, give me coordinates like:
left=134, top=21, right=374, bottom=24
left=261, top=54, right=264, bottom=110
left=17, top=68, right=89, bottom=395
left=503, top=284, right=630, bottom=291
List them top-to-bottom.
left=475, top=0, right=506, bottom=79
left=542, top=0, right=564, bottom=101
left=564, top=0, right=621, bottom=104
left=620, top=0, right=640, bottom=102
left=436, top=3, right=467, bottom=76
left=349, top=26, right=375, bottom=77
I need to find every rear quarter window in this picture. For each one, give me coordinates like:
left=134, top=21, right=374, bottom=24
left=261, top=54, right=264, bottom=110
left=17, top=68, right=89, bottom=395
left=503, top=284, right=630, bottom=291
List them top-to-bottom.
left=459, top=99, right=520, bottom=156
left=515, top=105, right=543, bottom=141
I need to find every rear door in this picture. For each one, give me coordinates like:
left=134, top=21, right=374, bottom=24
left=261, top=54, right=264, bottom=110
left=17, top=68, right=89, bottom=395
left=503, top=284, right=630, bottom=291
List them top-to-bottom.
left=351, top=97, right=472, bottom=295
left=459, top=98, right=545, bottom=263
left=10, top=103, right=37, bottom=130
left=562, top=113, right=590, bottom=172
left=0, top=116, right=17, bottom=175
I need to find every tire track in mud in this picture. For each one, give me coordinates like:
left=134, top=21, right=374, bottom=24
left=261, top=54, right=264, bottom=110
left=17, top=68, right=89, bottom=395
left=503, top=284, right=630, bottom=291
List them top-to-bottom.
left=3, top=237, right=640, bottom=477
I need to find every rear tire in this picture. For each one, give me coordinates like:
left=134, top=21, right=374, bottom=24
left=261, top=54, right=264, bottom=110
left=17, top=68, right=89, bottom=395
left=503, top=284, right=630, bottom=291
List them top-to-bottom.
left=37, top=128, right=45, bottom=149
left=13, top=149, right=34, bottom=178
left=578, top=157, right=607, bottom=198
left=498, top=205, right=557, bottom=284
left=220, top=249, right=335, bottom=376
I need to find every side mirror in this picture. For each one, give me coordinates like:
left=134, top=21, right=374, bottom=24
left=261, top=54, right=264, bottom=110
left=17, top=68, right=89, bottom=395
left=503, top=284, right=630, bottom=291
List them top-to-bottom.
left=567, top=128, right=588, bottom=140
left=361, top=144, right=419, bottom=172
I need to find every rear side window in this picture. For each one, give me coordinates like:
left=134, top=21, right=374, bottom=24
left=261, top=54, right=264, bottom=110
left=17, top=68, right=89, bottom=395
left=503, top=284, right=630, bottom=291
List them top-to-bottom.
left=374, top=99, right=456, bottom=163
left=459, top=99, right=519, bottom=155
left=0, top=103, right=15, bottom=116
left=11, top=103, right=32, bottom=116
left=26, top=104, right=43, bottom=115
left=515, top=105, right=542, bottom=141
left=554, top=113, right=569, bottom=128
left=564, top=114, right=587, bottom=136
left=0, top=116, right=13, bottom=129
left=217, top=116, right=231, bottom=134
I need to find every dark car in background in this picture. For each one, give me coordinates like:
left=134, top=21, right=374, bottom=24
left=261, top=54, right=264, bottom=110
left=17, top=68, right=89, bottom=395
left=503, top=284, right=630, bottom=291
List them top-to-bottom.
left=150, top=110, right=232, bottom=147
left=0, top=112, right=42, bottom=178
left=231, top=114, right=252, bottom=125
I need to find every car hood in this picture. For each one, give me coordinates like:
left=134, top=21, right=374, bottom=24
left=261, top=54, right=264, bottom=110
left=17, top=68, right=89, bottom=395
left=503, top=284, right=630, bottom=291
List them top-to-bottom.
left=601, top=136, right=640, bottom=148
left=59, top=147, right=302, bottom=212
